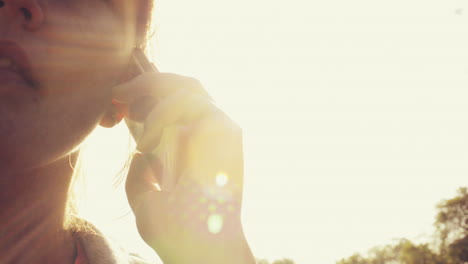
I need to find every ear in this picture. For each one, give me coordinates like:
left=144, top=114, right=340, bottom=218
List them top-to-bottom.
left=99, top=102, right=126, bottom=128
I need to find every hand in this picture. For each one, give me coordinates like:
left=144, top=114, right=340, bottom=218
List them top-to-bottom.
left=112, top=72, right=255, bottom=264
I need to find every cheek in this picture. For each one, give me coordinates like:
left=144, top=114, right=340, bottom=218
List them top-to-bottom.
left=0, top=4, right=133, bottom=170
left=28, top=5, right=131, bottom=94
left=33, top=45, right=125, bottom=95
left=0, top=89, right=109, bottom=170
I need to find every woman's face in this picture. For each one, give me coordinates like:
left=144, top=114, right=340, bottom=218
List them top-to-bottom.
left=0, top=0, right=138, bottom=170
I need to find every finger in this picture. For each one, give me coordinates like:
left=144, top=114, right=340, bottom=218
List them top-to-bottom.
left=112, top=72, right=213, bottom=104
left=112, top=72, right=163, bottom=104
left=158, top=73, right=213, bottom=101
left=137, top=91, right=217, bottom=153
left=127, top=96, right=158, bottom=122
left=179, top=114, right=244, bottom=190
left=125, top=153, right=164, bottom=212
left=125, top=160, right=173, bottom=246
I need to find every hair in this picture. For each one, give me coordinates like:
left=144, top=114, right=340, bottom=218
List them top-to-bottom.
left=64, top=0, right=155, bottom=232
left=136, top=0, right=155, bottom=50
left=136, top=0, right=154, bottom=49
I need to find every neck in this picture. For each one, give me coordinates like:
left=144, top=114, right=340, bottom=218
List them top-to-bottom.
left=0, top=153, right=78, bottom=264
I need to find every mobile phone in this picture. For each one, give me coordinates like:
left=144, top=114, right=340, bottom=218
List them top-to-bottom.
left=131, top=48, right=159, bottom=74
left=124, top=49, right=158, bottom=141
left=125, top=49, right=178, bottom=191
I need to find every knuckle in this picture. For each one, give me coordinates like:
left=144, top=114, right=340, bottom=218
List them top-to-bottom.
left=186, top=76, right=202, bottom=87
left=196, top=112, right=241, bottom=136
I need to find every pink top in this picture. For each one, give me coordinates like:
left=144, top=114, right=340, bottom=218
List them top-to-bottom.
left=74, top=237, right=89, bottom=264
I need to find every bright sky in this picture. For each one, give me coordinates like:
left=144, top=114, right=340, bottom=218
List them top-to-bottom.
left=78, top=0, right=468, bottom=263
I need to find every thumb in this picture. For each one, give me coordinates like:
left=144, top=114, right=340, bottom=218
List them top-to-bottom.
left=125, top=152, right=164, bottom=212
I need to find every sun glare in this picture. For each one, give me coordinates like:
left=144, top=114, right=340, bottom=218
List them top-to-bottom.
left=82, top=0, right=468, bottom=263
left=215, top=172, right=229, bottom=187
left=207, top=214, right=224, bottom=234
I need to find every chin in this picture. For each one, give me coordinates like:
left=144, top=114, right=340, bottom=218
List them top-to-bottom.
left=0, top=125, right=86, bottom=174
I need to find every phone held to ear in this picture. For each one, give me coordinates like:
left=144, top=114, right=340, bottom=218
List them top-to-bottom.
left=123, top=49, right=158, bottom=142
left=125, top=49, right=179, bottom=191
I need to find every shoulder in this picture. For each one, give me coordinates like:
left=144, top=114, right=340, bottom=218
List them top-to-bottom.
left=73, top=219, right=155, bottom=264
left=128, top=253, right=155, bottom=264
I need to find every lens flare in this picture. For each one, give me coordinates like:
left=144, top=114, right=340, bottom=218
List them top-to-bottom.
left=215, top=172, right=229, bottom=187
left=208, top=204, right=217, bottom=212
left=207, top=214, right=224, bottom=234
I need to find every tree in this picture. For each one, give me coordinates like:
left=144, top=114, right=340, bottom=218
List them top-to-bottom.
left=337, top=187, right=467, bottom=264
left=435, top=187, right=468, bottom=262
left=448, top=236, right=468, bottom=263
left=337, top=239, right=443, bottom=264
left=394, top=239, right=443, bottom=264
left=337, top=253, right=369, bottom=264
left=256, top=258, right=296, bottom=264
left=256, top=259, right=271, bottom=264
left=272, top=259, right=295, bottom=264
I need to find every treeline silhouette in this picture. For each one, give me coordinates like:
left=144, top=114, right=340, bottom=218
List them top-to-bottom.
left=337, top=187, right=468, bottom=264
left=256, top=258, right=296, bottom=264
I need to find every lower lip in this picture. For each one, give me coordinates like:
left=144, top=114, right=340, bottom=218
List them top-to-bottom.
left=0, top=68, right=31, bottom=88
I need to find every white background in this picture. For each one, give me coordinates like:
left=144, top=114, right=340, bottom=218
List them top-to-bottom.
left=80, top=0, right=468, bottom=263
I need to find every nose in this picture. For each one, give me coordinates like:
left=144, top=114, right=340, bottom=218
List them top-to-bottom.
left=0, top=0, right=44, bottom=31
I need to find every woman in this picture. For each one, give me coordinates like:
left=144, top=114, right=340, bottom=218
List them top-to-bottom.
left=0, top=0, right=255, bottom=263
